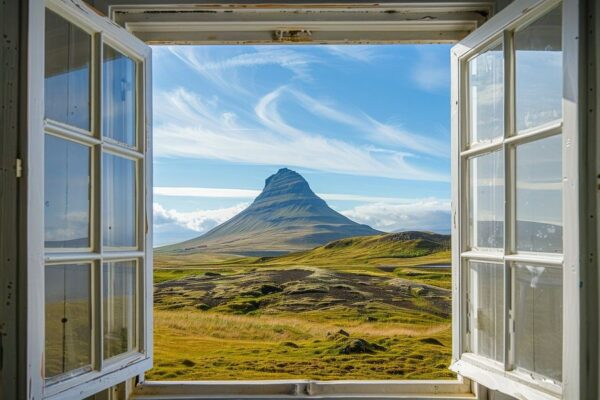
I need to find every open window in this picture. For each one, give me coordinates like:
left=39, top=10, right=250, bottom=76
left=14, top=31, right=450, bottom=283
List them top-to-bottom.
left=21, top=0, right=590, bottom=398
left=450, top=0, right=583, bottom=398
left=26, top=1, right=152, bottom=398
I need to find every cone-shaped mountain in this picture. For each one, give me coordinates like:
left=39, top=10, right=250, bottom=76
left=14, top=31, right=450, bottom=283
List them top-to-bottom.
left=161, top=168, right=382, bottom=256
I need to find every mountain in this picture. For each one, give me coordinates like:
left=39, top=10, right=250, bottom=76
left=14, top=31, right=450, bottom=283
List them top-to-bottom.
left=159, top=168, right=382, bottom=256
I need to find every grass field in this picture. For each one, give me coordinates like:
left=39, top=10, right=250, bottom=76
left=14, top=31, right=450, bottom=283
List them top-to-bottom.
left=148, top=233, right=454, bottom=380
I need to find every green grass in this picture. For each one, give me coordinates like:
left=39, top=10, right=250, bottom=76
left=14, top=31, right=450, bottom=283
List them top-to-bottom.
left=149, top=233, right=453, bottom=380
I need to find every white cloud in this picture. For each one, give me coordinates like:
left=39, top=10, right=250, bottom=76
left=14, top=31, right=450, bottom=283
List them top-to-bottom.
left=320, top=45, right=380, bottom=62
left=167, top=46, right=317, bottom=93
left=411, top=49, right=450, bottom=92
left=154, top=87, right=448, bottom=182
left=154, top=186, right=422, bottom=204
left=341, top=199, right=451, bottom=233
left=154, top=202, right=249, bottom=233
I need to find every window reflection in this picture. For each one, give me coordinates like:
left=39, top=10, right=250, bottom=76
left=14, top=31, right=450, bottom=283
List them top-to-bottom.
left=515, top=6, right=562, bottom=132
left=45, top=9, right=91, bottom=131
left=468, top=43, right=504, bottom=144
left=103, top=45, right=136, bottom=146
left=45, top=135, right=91, bottom=248
left=516, top=135, right=562, bottom=253
left=469, top=150, right=504, bottom=250
left=103, top=153, right=136, bottom=247
left=103, top=261, right=137, bottom=359
left=468, top=262, right=504, bottom=362
left=45, top=264, right=91, bottom=379
left=514, top=264, right=562, bottom=382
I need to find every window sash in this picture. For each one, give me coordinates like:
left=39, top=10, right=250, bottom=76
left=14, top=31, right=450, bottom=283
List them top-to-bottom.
left=451, top=0, right=576, bottom=398
left=30, top=1, right=153, bottom=398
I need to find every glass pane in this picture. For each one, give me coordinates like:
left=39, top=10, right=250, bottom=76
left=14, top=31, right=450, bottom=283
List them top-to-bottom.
left=515, top=6, right=563, bottom=132
left=44, top=9, right=91, bottom=130
left=468, top=43, right=504, bottom=145
left=103, top=45, right=137, bottom=146
left=45, top=135, right=91, bottom=248
left=516, top=135, right=562, bottom=253
left=469, top=150, right=504, bottom=250
left=103, top=153, right=136, bottom=248
left=103, top=261, right=137, bottom=359
left=468, top=261, right=504, bottom=362
left=514, top=263, right=562, bottom=382
left=45, top=264, right=91, bottom=378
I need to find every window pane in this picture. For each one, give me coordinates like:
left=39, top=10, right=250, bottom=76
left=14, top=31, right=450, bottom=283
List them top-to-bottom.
left=515, top=6, right=562, bottom=132
left=44, top=9, right=91, bottom=130
left=468, top=43, right=504, bottom=145
left=103, top=45, right=136, bottom=146
left=45, top=135, right=91, bottom=248
left=516, top=135, right=562, bottom=253
left=469, top=150, right=504, bottom=250
left=103, top=153, right=136, bottom=248
left=103, top=261, right=137, bottom=359
left=468, top=261, right=504, bottom=362
left=45, top=264, right=91, bottom=379
left=513, top=264, right=562, bottom=382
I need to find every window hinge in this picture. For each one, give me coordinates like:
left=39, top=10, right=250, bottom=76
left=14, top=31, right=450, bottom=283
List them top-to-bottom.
left=15, top=158, right=22, bottom=178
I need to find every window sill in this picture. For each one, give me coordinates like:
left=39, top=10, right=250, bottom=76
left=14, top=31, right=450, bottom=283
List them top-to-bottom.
left=450, top=355, right=561, bottom=400
left=131, top=378, right=475, bottom=399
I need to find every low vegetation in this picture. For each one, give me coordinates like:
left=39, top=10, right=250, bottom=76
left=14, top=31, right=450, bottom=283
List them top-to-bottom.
left=148, top=232, right=453, bottom=380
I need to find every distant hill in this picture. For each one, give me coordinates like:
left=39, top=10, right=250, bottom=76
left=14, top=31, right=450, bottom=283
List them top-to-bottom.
left=159, top=168, right=382, bottom=256
left=263, top=231, right=451, bottom=266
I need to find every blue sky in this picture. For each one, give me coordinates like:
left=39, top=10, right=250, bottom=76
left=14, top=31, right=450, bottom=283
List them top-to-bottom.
left=152, top=45, right=453, bottom=246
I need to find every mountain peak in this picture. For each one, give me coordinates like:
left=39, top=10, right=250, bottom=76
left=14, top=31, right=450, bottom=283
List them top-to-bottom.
left=161, top=168, right=382, bottom=256
left=259, top=168, right=315, bottom=201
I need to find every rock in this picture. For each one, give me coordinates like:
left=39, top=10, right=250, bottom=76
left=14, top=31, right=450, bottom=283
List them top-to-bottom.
left=337, top=329, right=350, bottom=337
left=419, top=337, right=444, bottom=346
left=340, top=338, right=386, bottom=354
left=281, top=341, right=299, bottom=348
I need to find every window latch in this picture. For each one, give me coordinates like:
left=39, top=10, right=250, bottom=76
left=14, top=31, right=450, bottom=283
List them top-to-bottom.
left=15, top=158, right=22, bottom=178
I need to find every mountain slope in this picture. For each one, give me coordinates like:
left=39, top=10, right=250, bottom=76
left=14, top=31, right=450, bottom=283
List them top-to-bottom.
left=160, top=168, right=382, bottom=255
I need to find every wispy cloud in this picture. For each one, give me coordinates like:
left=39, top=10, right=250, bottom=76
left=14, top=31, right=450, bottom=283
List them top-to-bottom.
left=320, top=45, right=381, bottom=62
left=167, top=46, right=317, bottom=93
left=411, top=48, right=450, bottom=92
left=154, top=87, right=448, bottom=181
left=289, top=89, right=448, bottom=157
left=155, top=186, right=422, bottom=203
left=341, top=198, right=451, bottom=233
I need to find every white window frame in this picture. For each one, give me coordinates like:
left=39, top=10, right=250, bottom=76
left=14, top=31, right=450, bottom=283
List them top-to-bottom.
left=21, top=0, right=589, bottom=398
left=450, top=0, right=583, bottom=399
left=26, top=1, right=153, bottom=399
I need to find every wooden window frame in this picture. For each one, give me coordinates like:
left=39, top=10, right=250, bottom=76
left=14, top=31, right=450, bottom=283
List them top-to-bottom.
left=26, top=1, right=153, bottom=399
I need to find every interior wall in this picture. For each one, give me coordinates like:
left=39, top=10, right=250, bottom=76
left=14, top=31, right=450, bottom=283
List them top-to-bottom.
left=0, top=0, right=22, bottom=399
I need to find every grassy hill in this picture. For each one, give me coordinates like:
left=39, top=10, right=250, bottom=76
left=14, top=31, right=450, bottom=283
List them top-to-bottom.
left=150, top=231, right=453, bottom=380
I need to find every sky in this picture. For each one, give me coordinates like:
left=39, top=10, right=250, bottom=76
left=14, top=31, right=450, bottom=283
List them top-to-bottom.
left=152, top=44, right=453, bottom=246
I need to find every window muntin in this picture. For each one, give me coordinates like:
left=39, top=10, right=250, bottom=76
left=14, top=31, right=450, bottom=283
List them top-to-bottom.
left=42, top=3, right=147, bottom=388
left=458, top=3, right=564, bottom=391
left=515, top=6, right=563, bottom=133
left=44, top=9, right=91, bottom=132
left=467, top=43, right=504, bottom=146
left=102, top=45, right=137, bottom=147
left=515, top=134, right=563, bottom=253
left=44, top=135, right=91, bottom=249
left=468, top=150, right=504, bottom=250
left=103, top=153, right=137, bottom=248
left=103, top=260, right=138, bottom=359
left=467, top=261, right=504, bottom=362
left=44, top=263, right=92, bottom=379
left=513, top=263, right=562, bottom=383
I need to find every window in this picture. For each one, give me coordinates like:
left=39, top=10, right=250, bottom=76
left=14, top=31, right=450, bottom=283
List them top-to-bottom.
left=38, top=1, right=152, bottom=398
left=452, top=1, right=565, bottom=397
